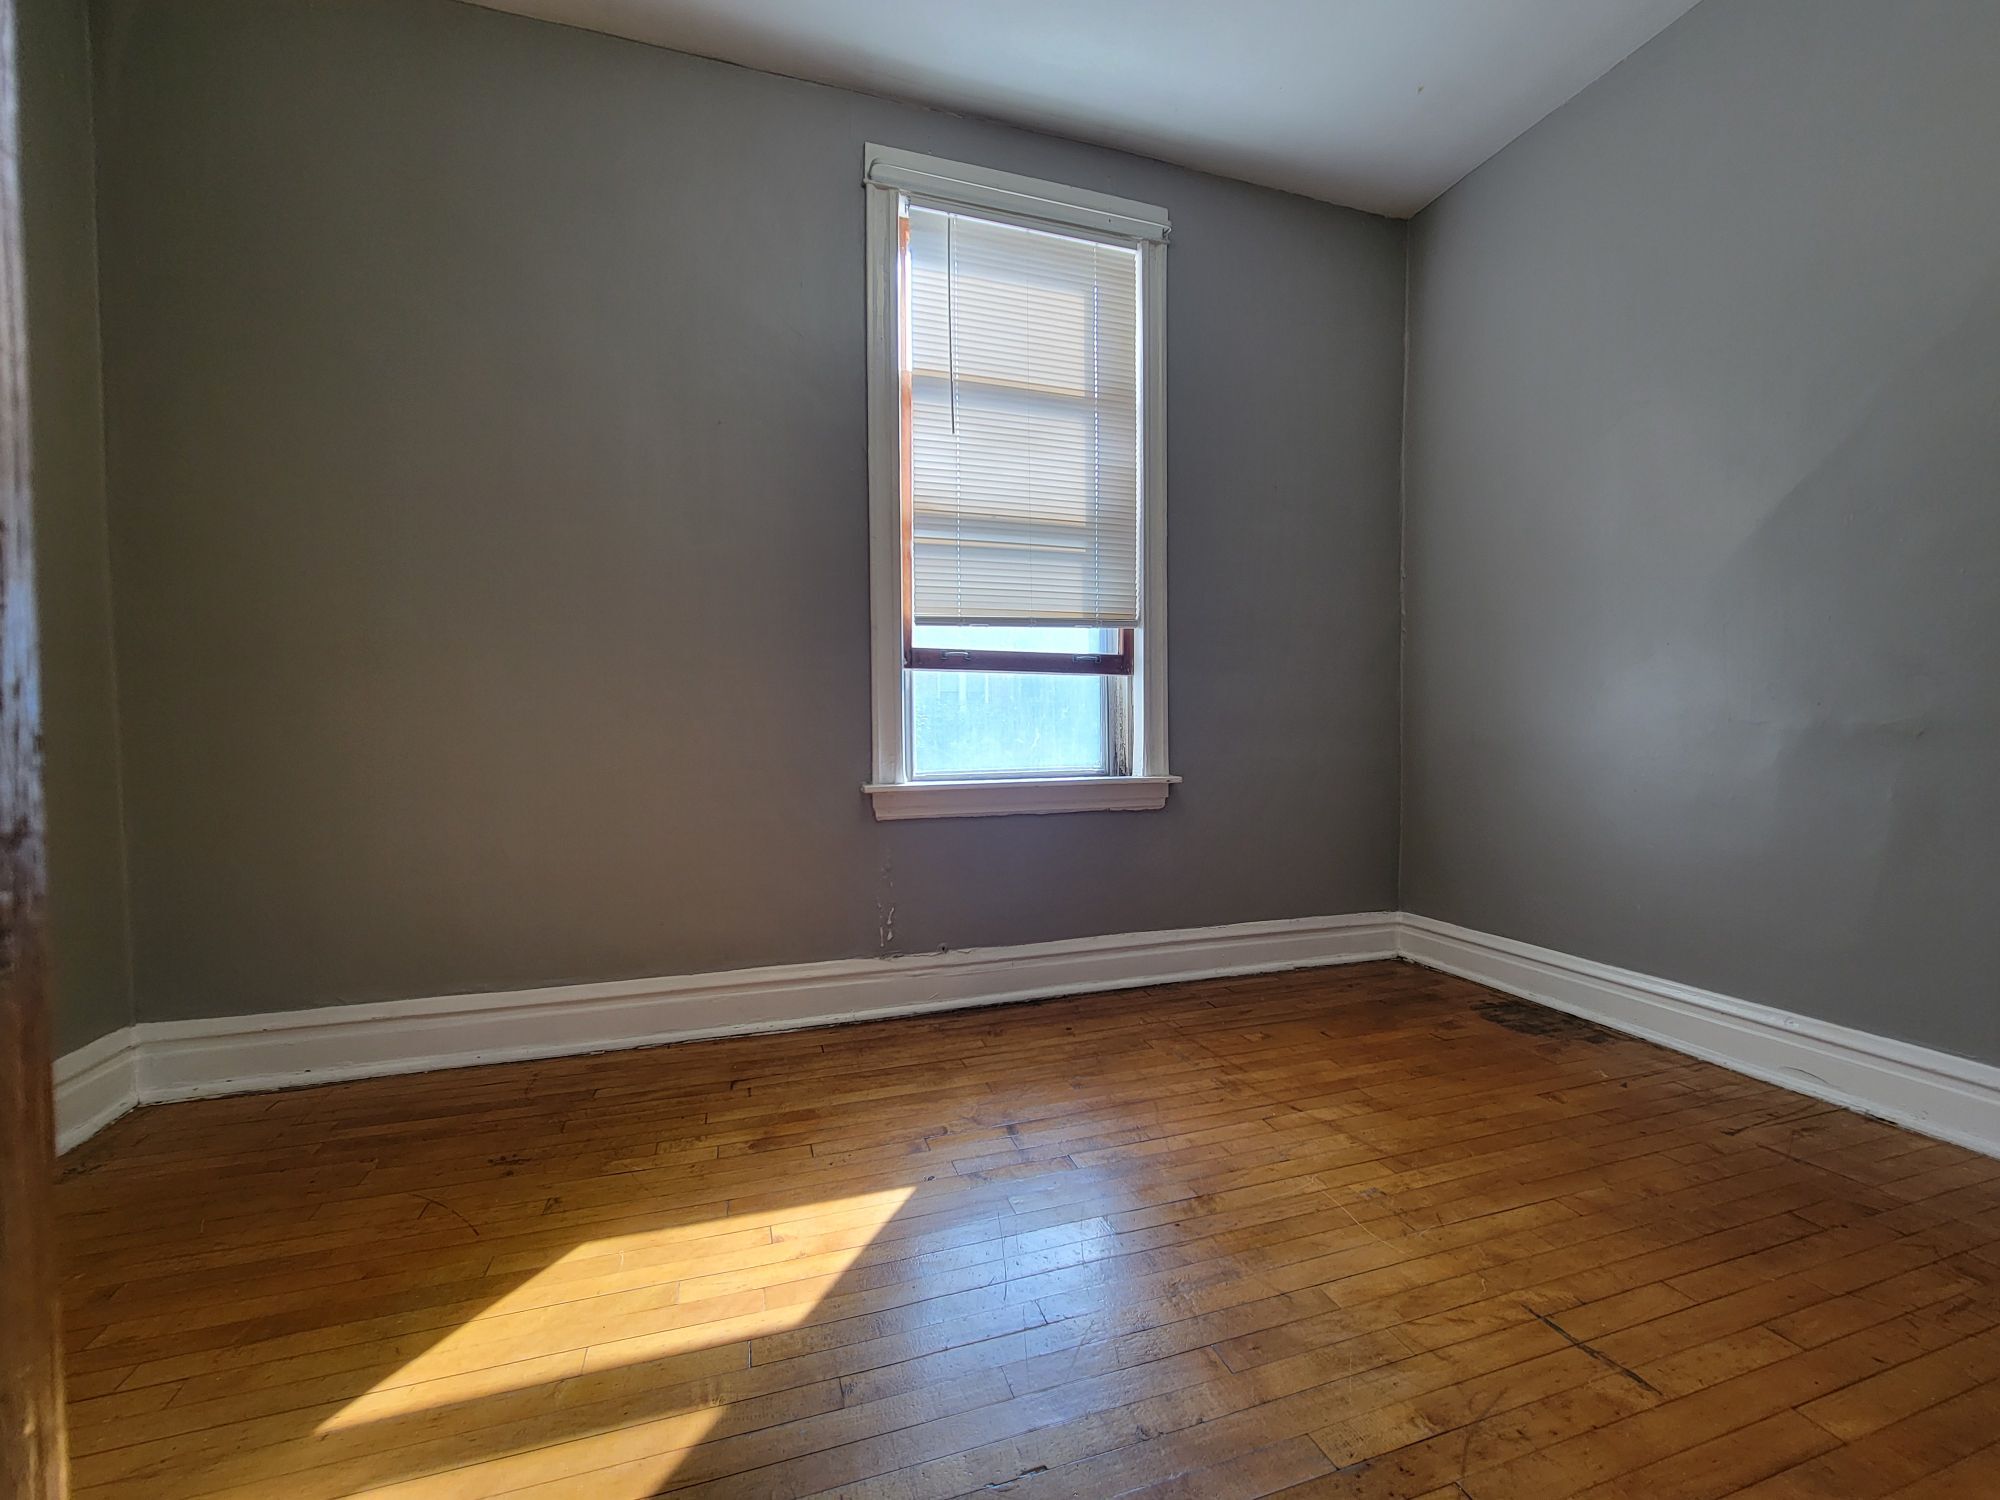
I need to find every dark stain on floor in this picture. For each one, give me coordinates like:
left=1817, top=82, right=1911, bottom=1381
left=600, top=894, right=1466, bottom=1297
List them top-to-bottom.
left=1472, top=996, right=1616, bottom=1044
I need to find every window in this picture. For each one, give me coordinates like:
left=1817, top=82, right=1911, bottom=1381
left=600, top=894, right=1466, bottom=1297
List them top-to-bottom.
left=863, top=146, right=1174, bottom=820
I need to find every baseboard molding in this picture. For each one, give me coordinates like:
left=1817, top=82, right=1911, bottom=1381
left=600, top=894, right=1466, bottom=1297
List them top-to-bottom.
left=54, top=910, right=1999, bottom=1161
left=57, top=912, right=1399, bottom=1149
left=1401, top=914, right=2000, bottom=1159
left=54, top=1028, right=141, bottom=1154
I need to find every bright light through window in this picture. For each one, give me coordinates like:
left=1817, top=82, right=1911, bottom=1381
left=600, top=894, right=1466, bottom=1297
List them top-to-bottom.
left=865, top=147, right=1170, bottom=817
left=910, top=626, right=1117, bottom=779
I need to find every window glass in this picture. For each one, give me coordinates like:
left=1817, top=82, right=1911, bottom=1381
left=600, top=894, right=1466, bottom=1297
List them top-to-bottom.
left=909, top=626, right=1115, bottom=778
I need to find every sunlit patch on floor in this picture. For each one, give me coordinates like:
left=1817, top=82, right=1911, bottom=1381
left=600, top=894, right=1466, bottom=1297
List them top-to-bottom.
left=306, top=1186, right=916, bottom=1493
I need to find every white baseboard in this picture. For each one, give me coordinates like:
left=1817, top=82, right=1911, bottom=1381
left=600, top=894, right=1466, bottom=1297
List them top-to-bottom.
left=55, top=910, right=2000, bottom=1162
left=57, top=912, right=1398, bottom=1149
left=1401, top=914, right=2000, bottom=1160
left=54, top=1028, right=141, bottom=1154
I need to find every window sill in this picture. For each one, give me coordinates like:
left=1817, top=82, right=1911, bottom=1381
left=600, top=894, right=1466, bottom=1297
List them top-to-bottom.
left=864, top=775, right=1179, bottom=822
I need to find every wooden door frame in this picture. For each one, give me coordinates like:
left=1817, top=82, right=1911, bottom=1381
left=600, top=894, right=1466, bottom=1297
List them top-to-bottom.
left=0, top=0, right=66, bottom=1492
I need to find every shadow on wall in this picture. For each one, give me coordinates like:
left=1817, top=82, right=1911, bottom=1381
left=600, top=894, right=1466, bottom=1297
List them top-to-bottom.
left=1583, top=272, right=2000, bottom=1062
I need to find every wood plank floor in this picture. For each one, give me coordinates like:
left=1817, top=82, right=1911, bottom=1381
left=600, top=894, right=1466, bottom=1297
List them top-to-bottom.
left=55, top=959, right=2000, bottom=1499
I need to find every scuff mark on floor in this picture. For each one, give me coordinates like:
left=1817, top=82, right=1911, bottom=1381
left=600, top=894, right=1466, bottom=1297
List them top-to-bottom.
left=1524, top=1303, right=1659, bottom=1395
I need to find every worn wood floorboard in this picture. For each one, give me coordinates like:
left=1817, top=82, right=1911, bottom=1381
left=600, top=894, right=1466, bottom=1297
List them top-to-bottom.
left=56, top=960, right=2000, bottom=1498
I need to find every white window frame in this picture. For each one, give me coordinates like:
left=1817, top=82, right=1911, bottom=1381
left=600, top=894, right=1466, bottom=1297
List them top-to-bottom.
left=862, top=145, right=1175, bottom=821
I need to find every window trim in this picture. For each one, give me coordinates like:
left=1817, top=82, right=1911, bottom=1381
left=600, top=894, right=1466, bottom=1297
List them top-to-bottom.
left=865, top=145, right=1170, bottom=244
left=863, top=146, right=1173, bottom=821
left=904, top=629, right=1133, bottom=677
left=864, top=776, right=1178, bottom=822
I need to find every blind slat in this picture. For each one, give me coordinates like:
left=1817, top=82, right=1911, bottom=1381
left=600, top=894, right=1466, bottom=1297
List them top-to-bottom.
left=907, top=205, right=1142, bottom=628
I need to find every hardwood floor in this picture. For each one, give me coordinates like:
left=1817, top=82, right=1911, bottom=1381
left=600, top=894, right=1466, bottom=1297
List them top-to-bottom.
left=55, top=959, right=2000, bottom=1499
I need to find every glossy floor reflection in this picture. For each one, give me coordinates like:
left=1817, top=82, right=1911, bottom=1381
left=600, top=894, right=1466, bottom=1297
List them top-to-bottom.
left=57, top=962, right=2000, bottom=1498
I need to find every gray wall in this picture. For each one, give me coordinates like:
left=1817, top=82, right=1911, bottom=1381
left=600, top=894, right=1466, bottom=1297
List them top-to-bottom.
left=22, top=0, right=132, bottom=1052
left=90, top=0, right=1406, bottom=1023
left=1404, top=0, right=2000, bottom=1064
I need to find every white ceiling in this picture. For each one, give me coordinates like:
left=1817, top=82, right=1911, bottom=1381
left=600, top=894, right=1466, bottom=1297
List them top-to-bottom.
left=467, top=0, right=1701, bottom=217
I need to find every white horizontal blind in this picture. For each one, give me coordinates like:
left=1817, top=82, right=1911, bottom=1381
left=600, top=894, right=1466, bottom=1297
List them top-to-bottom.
left=906, top=203, right=1141, bottom=628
